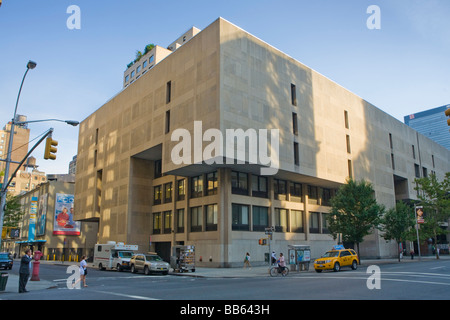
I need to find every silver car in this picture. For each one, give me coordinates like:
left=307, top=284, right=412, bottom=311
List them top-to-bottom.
left=130, top=253, right=170, bottom=275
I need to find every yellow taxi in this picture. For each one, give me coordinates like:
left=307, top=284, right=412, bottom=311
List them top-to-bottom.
left=314, top=247, right=359, bottom=273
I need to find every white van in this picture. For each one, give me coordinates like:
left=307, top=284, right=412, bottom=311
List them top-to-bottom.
left=94, top=241, right=138, bottom=271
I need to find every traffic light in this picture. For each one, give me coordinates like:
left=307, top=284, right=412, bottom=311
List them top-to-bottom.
left=445, top=108, right=450, bottom=126
left=44, top=137, right=58, bottom=160
left=258, top=238, right=267, bottom=246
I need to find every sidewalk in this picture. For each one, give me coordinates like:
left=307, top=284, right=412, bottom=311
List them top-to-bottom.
left=1, top=255, right=448, bottom=294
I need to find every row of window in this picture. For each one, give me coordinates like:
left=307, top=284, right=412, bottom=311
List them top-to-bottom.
left=125, top=55, right=155, bottom=83
left=152, top=170, right=334, bottom=206
left=152, top=204, right=330, bottom=235
left=152, top=204, right=218, bottom=234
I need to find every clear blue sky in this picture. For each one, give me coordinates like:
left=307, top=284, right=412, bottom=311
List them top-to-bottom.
left=1, top=0, right=449, bottom=174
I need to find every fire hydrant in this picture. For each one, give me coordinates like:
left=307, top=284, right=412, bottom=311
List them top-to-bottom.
left=31, top=251, right=43, bottom=281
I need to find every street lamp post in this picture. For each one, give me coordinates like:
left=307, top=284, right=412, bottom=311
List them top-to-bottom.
left=0, top=61, right=36, bottom=250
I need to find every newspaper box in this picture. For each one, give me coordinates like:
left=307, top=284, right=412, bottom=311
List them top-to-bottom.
left=170, top=245, right=195, bottom=273
left=288, top=245, right=311, bottom=271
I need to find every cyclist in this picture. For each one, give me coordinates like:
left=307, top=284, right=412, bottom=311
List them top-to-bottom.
left=277, top=253, right=286, bottom=274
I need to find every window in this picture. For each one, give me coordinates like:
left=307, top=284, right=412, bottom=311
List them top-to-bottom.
left=149, top=55, right=154, bottom=63
left=143, top=60, right=147, bottom=68
left=137, top=65, right=141, bottom=73
left=131, top=70, right=135, bottom=77
left=125, top=75, right=129, bottom=82
left=166, top=81, right=172, bottom=104
left=291, top=83, right=297, bottom=106
left=165, top=110, right=170, bottom=133
left=344, top=110, right=349, bottom=129
left=292, top=112, right=298, bottom=135
left=389, top=133, right=393, bottom=149
left=346, top=135, right=351, bottom=154
left=293, top=142, right=299, bottom=165
left=412, top=145, right=416, bottom=159
left=391, top=153, right=395, bottom=170
left=432, top=155, right=435, bottom=168
left=154, top=160, right=162, bottom=178
left=348, top=160, right=353, bottom=179
left=415, top=164, right=420, bottom=178
left=423, top=167, right=428, bottom=178
left=231, top=171, right=248, bottom=195
left=206, top=172, right=218, bottom=195
left=191, top=175, right=203, bottom=198
left=252, top=175, right=268, bottom=198
left=177, top=179, right=185, bottom=201
left=274, top=179, right=287, bottom=199
left=164, top=182, right=172, bottom=202
left=290, top=182, right=302, bottom=199
left=153, top=185, right=162, bottom=205
left=308, top=185, right=318, bottom=204
left=322, top=188, right=332, bottom=206
left=205, top=204, right=218, bottom=231
left=232, top=204, right=249, bottom=231
left=252, top=206, right=268, bottom=231
left=190, top=207, right=202, bottom=232
left=275, top=208, right=288, bottom=232
left=176, top=209, right=184, bottom=233
left=291, top=210, right=303, bottom=233
left=163, top=211, right=172, bottom=234
left=153, top=212, right=161, bottom=234
left=309, top=212, right=320, bottom=233
left=322, top=213, right=330, bottom=234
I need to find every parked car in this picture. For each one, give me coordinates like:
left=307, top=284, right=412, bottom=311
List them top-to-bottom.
left=314, top=249, right=359, bottom=272
left=0, top=252, right=13, bottom=270
left=130, top=253, right=170, bottom=275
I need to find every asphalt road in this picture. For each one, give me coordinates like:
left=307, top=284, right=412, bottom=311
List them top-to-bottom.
left=1, top=258, right=449, bottom=303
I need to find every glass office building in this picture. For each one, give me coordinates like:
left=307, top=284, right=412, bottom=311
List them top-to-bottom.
left=404, top=105, right=450, bottom=150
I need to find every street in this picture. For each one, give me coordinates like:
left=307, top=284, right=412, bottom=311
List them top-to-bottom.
left=1, top=258, right=449, bottom=302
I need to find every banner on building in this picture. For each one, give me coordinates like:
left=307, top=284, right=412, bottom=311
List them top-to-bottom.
left=53, top=193, right=81, bottom=235
left=37, top=194, right=48, bottom=236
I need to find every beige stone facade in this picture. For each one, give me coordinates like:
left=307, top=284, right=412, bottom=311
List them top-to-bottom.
left=75, top=18, right=450, bottom=266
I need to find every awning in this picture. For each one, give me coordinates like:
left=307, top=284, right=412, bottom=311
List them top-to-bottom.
left=15, top=240, right=47, bottom=244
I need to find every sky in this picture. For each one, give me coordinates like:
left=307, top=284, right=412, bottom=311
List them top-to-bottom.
left=0, top=0, right=449, bottom=175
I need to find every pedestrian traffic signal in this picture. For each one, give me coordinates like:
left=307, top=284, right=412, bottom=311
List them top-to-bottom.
left=445, top=108, right=450, bottom=126
left=44, top=137, right=58, bottom=160
left=258, top=238, right=267, bottom=246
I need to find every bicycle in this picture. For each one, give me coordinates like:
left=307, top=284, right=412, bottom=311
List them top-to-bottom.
left=269, top=265, right=289, bottom=277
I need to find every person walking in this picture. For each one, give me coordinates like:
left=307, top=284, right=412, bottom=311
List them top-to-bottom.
left=19, top=249, right=32, bottom=293
left=271, top=251, right=277, bottom=265
left=243, top=252, right=252, bottom=269
left=79, top=255, right=88, bottom=287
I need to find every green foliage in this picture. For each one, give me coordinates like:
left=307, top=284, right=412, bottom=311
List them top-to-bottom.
left=414, top=172, right=450, bottom=258
left=327, top=179, right=385, bottom=255
left=3, top=194, right=25, bottom=228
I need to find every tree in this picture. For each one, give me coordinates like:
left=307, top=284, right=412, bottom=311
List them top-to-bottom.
left=414, top=172, right=450, bottom=259
left=327, top=179, right=385, bottom=262
left=3, top=194, right=25, bottom=228
left=379, top=201, right=416, bottom=262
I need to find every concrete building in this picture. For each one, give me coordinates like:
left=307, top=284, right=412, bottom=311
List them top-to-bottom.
left=75, top=18, right=450, bottom=267
left=404, top=105, right=450, bottom=150
left=4, top=177, right=97, bottom=260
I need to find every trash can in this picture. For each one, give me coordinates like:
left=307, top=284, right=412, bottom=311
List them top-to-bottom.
left=0, top=272, right=8, bottom=291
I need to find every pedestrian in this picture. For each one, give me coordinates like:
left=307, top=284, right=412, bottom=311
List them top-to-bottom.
left=19, top=248, right=32, bottom=293
left=271, top=251, right=276, bottom=265
left=243, top=252, right=251, bottom=269
left=79, top=255, right=88, bottom=287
